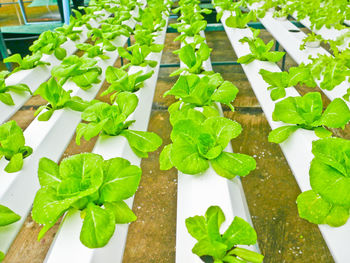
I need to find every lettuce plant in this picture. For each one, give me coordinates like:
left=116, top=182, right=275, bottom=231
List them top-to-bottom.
left=135, top=7, right=167, bottom=32
left=225, top=8, right=256, bottom=29
left=171, top=20, right=207, bottom=42
left=55, top=23, right=82, bottom=41
left=237, top=29, right=285, bottom=64
left=29, top=31, right=67, bottom=60
left=170, top=42, right=211, bottom=76
left=76, top=43, right=109, bottom=59
left=118, top=43, right=163, bottom=69
left=3, top=52, right=50, bottom=74
left=306, top=54, right=350, bottom=92
left=51, top=55, right=102, bottom=90
left=102, top=66, right=154, bottom=102
left=259, top=67, right=316, bottom=101
left=0, top=71, right=32, bottom=105
left=164, top=73, right=238, bottom=111
left=34, top=78, right=89, bottom=121
left=76, top=92, right=162, bottom=158
left=269, top=92, right=350, bottom=143
left=160, top=116, right=256, bottom=178
left=0, top=120, right=33, bottom=173
left=297, top=137, right=350, bottom=227
left=31, top=153, right=141, bottom=248
left=0, top=204, right=21, bottom=261
left=186, top=206, right=264, bottom=263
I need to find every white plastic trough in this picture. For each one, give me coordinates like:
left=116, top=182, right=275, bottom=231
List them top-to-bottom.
left=219, top=8, right=350, bottom=263
left=0, top=9, right=140, bottom=257
left=43, top=12, right=169, bottom=263
left=0, top=13, right=111, bottom=125
left=175, top=29, right=258, bottom=263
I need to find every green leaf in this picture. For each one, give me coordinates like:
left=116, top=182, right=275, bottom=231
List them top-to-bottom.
left=179, top=44, right=196, bottom=68
left=54, top=47, right=67, bottom=60
left=211, top=81, right=238, bottom=110
left=270, top=87, right=286, bottom=101
left=115, top=92, right=138, bottom=117
left=0, top=93, right=14, bottom=105
left=272, top=97, right=305, bottom=124
left=318, top=98, right=350, bottom=128
left=202, top=117, right=242, bottom=149
left=268, top=125, right=299, bottom=143
left=314, top=127, right=332, bottom=138
left=121, top=130, right=162, bottom=158
left=171, top=136, right=209, bottom=175
left=159, top=144, right=173, bottom=170
left=211, top=152, right=256, bottom=179
left=5, top=153, right=23, bottom=173
left=38, top=157, right=61, bottom=188
left=99, top=157, right=141, bottom=202
left=310, top=158, right=350, bottom=206
left=297, top=190, right=332, bottom=225
left=104, top=201, right=137, bottom=224
left=80, top=203, right=116, bottom=248
left=0, top=204, right=21, bottom=226
left=324, top=205, right=350, bottom=227
left=205, top=206, right=226, bottom=228
left=185, top=215, right=207, bottom=240
left=222, top=216, right=257, bottom=248
left=228, top=247, right=264, bottom=263
left=0, top=251, right=4, bottom=261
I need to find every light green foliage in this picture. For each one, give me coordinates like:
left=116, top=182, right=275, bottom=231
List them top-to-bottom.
left=237, top=29, right=285, bottom=64
left=29, top=31, right=67, bottom=60
left=170, top=43, right=212, bottom=76
left=4, top=52, right=50, bottom=74
left=51, top=55, right=102, bottom=90
left=102, top=66, right=154, bottom=102
left=259, top=67, right=316, bottom=101
left=0, top=71, right=32, bottom=105
left=164, top=73, right=238, bottom=110
left=34, top=78, right=89, bottom=121
left=269, top=92, right=350, bottom=143
left=76, top=93, right=162, bottom=157
left=159, top=116, right=256, bottom=178
left=0, top=120, right=32, bottom=173
left=297, top=137, right=350, bottom=227
left=32, top=153, right=141, bottom=248
left=186, top=206, right=263, bottom=263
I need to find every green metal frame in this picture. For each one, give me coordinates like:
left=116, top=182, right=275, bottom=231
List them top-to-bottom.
left=162, top=20, right=304, bottom=70
left=0, top=30, right=11, bottom=71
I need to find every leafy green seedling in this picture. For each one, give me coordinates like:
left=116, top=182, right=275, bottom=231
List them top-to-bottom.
left=225, top=8, right=256, bottom=29
left=55, top=23, right=82, bottom=41
left=238, top=29, right=285, bottom=64
left=29, top=31, right=67, bottom=60
left=76, top=43, right=110, bottom=60
left=118, top=43, right=163, bottom=69
left=170, top=43, right=212, bottom=76
left=3, top=52, right=50, bottom=74
left=51, top=55, right=102, bottom=90
left=102, top=66, right=154, bottom=102
left=259, top=66, right=316, bottom=101
left=0, top=71, right=32, bottom=105
left=164, top=73, right=238, bottom=111
left=34, top=78, right=89, bottom=121
left=76, top=92, right=162, bottom=158
left=269, top=92, right=350, bottom=143
left=160, top=116, right=256, bottom=178
left=0, top=120, right=33, bottom=173
left=297, top=137, right=350, bottom=227
left=32, top=153, right=141, bottom=248
left=0, top=204, right=21, bottom=261
left=186, top=206, right=264, bottom=263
